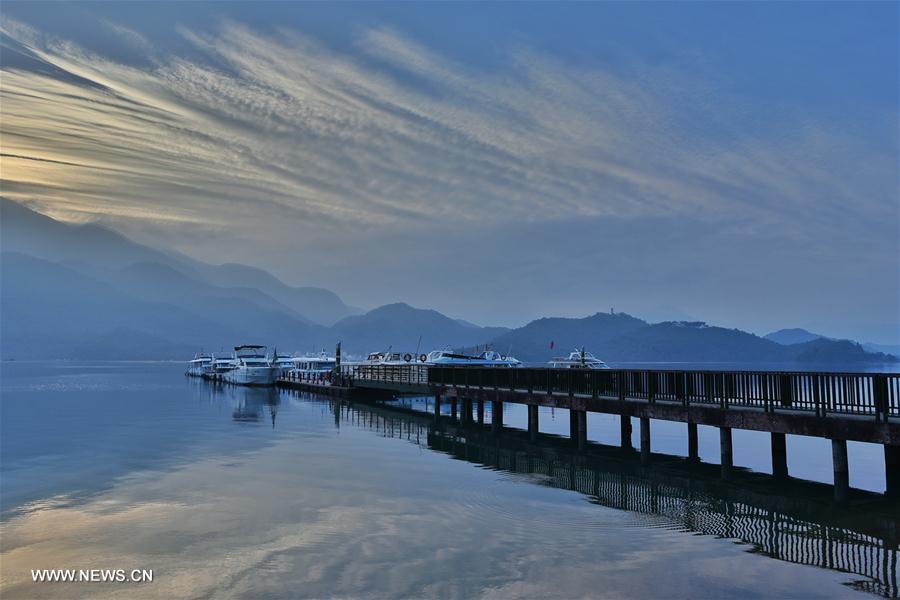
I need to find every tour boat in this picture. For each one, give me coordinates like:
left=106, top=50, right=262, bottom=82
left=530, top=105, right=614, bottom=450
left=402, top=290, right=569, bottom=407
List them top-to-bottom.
left=220, top=345, right=279, bottom=387
left=549, top=348, right=610, bottom=369
left=425, top=349, right=522, bottom=367
left=362, top=350, right=419, bottom=365
left=284, top=351, right=337, bottom=383
left=186, top=353, right=213, bottom=377
left=208, top=353, right=237, bottom=380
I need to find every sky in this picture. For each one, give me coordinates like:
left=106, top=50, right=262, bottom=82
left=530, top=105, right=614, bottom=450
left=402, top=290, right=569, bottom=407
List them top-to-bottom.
left=1, top=2, right=898, bottom=343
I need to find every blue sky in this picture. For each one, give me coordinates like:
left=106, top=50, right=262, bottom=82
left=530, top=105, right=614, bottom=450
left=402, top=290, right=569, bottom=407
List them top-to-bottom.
left=1, top=2, right=897, bottom=342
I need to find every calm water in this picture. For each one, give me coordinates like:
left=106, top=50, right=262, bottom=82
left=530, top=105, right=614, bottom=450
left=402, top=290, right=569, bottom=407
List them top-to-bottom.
left=1, top=362, right=898, bottom=599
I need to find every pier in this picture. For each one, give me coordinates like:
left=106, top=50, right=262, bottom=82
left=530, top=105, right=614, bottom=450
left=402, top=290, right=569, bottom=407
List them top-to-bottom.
left=315, top=365, right=900, bottom=503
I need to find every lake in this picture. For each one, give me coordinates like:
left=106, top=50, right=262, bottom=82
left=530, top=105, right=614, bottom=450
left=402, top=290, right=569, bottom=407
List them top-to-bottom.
left=1, top=361, right=898, bottom=598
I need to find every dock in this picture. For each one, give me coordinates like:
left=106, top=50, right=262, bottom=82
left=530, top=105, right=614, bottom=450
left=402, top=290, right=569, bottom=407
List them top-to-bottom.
left=323, top=364, right=900, bottom=503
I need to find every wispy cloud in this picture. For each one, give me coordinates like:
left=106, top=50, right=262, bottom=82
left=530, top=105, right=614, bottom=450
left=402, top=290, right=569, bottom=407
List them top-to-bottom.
left=0, top=16, right=896, bottom=336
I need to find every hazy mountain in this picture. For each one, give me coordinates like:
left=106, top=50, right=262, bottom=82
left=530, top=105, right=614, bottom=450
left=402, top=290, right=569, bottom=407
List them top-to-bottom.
left=0, top=199, right=353, bottom=326
left=0, top=252, right=324, bottom=359
left=196, top=262, right=355, bottom=326
left=331, top=303, right=509, bottom=356
left=486, top=312, right=649, bottom=360
left=485, top=317, right=896, bottom=364
left=765, top=327, right=899, bottom=360
left=764, top=328, right=825, bottom=345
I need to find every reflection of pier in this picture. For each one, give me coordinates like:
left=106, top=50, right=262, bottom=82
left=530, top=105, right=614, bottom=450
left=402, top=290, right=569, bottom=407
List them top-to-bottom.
left=334, top=365, right=900, bottom=503
left=286, top=388, right=900, bottom=597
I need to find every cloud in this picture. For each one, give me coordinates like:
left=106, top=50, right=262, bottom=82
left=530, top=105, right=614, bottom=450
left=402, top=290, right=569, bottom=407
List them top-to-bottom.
left=0, top=16, right=896, bottom=337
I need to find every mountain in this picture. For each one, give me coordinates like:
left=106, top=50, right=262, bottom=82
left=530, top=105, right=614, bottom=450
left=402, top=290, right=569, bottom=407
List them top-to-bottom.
left=0, top=199, right=354, bottom=326
left=0, top=252, right=324, bottom=359
left=331, top=303, right=509, bottom=356
left=485, top=312, right=649, bottom=361
left=484, top=317, right=897, bottom=365
left=765, top=327, right=899, bottom=360
left=764, top=328, right=824, bottom=345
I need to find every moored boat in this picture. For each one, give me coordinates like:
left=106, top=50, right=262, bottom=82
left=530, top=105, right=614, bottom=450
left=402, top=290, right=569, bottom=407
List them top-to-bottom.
left=220, top=345, right=279, bottom=387
left=549, top=348, right=610, bottom=369
left=425, top=349, right=521, bottom=367
left=186, top=353, right=213, bottom=377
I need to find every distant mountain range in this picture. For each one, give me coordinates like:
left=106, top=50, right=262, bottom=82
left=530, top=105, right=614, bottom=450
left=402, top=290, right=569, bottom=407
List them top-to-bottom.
left=1, top=199, right=896, bottom=365
left=765, top=328, right=900, bottom=360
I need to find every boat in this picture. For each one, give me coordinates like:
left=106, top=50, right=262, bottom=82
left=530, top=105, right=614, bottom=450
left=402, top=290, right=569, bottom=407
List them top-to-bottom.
left=220, top=345, right=279, bottom=387
left=549, top=348, right=610, bottom=369
left=425, top=349, right=521, bottom=367
left=362, top=350, right=418, bottom=365
left=284, top=351, right=337, bottom=383
left=186, top=352, right=213, bottom=377
left=208, top=353, right=237, bottom=380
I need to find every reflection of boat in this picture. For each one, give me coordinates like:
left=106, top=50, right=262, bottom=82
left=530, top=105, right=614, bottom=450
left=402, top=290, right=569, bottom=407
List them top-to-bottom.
left=221, top=345, right=278, bottom=387
left=549, top=348, right=610, bottom=369
left=425, top=349, right=521, bottom=367
left=186, top=353, right=213, bottom=377
left=228, top=385, right=279, bottom=426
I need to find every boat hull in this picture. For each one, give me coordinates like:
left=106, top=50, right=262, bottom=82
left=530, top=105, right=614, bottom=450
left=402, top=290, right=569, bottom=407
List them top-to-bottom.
left=221, top=366, right=279, bottom=387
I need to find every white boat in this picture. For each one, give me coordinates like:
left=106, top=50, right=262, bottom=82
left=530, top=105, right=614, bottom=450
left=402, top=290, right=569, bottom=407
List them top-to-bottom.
left=220, top=345, right=279, bottom=387
left=549, top=348, right=610, bottom=369
left=425, top=349, right=521, bottom=367
left=362, top=350, right=419, bottom=366
left=284, top=351, right=337, bottom=383
left=186, top=353, right=213, bottom=377
left=209, top=353, right=237, bottom=380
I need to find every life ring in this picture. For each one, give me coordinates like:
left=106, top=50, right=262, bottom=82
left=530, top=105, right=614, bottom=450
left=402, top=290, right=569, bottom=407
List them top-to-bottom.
left=403, top=353, right=412, bottom=362
left=419, top=354, right=428, bottom=363
left=501, top=355, right=507, bottom=360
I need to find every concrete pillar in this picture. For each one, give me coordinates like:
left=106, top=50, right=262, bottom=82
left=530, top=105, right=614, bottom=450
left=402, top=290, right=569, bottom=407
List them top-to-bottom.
left=433, top=394, right=441, bottom=422
left=450, top=398, right=457, bottom=421
left=477, top=399, right=485, bottom=425
left=492, top=401, right=503, bottom=433
left=528, top=405, right=539, bottom=442
left=569, top=410, right=578, bottom=444
left=576, top=410, right=587, bottom=451
left=621, top=415, right=633, bottom=450
left=640, top=417, right=650, bottom=464
left=687, top=422, right=699, bottom=463
left=720, top=427, right=733, bottom=479
left=771, top=432, right=788, bottom=479
left=832, top=439, right=849, bottom=504
left=886, top=444, right=900, bottom=498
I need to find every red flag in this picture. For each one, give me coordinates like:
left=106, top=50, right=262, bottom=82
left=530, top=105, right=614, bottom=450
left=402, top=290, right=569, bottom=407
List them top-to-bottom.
left=549, top=340, right=555, bottom=350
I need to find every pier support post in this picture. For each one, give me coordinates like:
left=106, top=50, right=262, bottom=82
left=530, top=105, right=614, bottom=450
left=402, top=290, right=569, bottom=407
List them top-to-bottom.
left=433, top=394, right=441, bottom=422
left=450, top=398, right=457, bottom=421
left=462, top=398, right=473, bottom=424
left=477, top=399, right=485, bottom=425
left=491, top=401, right=503, bottom=433
left=528, top=405, right=539, bottom=442
left=569, top=410, right=578, bottom=445
left=576, top=410, right=587, bottom=451
left=621, top=415, right=633, bottom=450
left=640, top=417, right=650, bottom=464
left=687, top=422, right=699, bottom=463
left=719, top=427, right=733, bottom=480
left=771, top=432, right=788, bottom=479
left=832, top=439, right=849, bottom=504
left=885, top=444, right=899, bottom=498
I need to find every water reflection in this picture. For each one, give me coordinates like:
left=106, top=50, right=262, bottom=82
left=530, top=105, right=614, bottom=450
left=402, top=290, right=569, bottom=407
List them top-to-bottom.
left=223, top=385, right=279, bottom=426
left=297, top=391, right=900, bottom=598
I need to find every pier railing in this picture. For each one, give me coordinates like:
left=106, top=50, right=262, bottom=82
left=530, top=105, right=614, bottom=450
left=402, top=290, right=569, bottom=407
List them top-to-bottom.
left=426, top=367, right=900, bottom=421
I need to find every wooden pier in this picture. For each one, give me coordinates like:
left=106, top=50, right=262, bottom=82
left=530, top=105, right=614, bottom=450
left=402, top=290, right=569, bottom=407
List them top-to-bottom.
left=334, top=364, right=900, bottom=503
